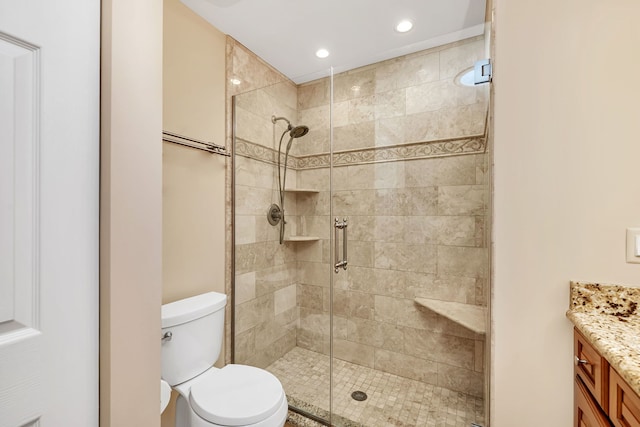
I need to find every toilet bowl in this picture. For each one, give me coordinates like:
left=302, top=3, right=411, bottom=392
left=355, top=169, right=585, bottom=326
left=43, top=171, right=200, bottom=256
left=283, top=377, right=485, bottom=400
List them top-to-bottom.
left=161, top=292, right=287, bottom=427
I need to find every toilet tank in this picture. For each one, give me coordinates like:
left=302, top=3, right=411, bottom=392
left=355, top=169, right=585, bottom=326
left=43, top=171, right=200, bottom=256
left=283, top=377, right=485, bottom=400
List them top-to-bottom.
left=161, top=292, right=227, bottom=386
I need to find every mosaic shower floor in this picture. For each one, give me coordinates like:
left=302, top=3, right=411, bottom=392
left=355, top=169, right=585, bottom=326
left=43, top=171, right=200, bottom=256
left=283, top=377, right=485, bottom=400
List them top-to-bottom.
left=266, top=347, right=484, bottom=427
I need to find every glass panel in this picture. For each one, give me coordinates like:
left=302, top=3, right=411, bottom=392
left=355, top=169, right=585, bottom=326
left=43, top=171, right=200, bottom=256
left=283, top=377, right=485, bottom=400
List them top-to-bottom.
left=329, top=36, right=490, bottom=427
left=232, top=75, right=333, bottom=422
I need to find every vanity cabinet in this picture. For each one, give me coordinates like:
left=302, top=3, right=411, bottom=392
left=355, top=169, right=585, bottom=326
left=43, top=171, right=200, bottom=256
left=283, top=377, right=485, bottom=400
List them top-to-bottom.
left=574, top=328, right=640, bottom=427
left=610, top=368, right=640, bottom=427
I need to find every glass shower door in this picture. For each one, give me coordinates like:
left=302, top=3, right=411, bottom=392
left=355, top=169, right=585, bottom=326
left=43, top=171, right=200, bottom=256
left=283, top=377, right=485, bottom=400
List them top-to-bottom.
left=328, top=38, right=490, bottom=427
left=232, top=74, right=334, bottom=423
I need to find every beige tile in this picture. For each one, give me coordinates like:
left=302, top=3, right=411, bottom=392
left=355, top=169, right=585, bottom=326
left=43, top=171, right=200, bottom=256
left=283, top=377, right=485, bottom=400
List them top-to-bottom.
left=439, top=38, right=485, bottom=80
left=374, top=51, right=440, bottom=93
left=333, top=69, right=376, bottom=103
left=297, top=79, right=330, bottom=110
left=406, top=80, right=480, bottom=116
left=374, top=89, right=406, bottom=119
left=348, top=95, right=376, bottom=124
left=375, top=116, right=406, bottom=147
left=333, top=121, right=375, bottom=151
left=405, top=155, right=477, bottom=188
left=437, top=185, right=487, bottom=215
left=333, top=189, right=376, bottom=215
left=235, top=215, right=257, bottom=245
left=403, top=216, right=439, bottom=245
left=435, top=216, right=478, bottom=247
left=374, top=242, right=437, bottom=274
left=437, top=246, right=488, bottom=278
left=297, top=261, right=330, bottom=287
left=235, top=272, right=256, bottom=305
left=407, top=273, right=476, bottom=305
left=274, top=284, right=297, bottom=315
left=297, top=284, right=324, bottom=311
left=235, top=294, right=274, bottom=334
left=347, top=318, right=404, bottom=351
left=403, top=327, right=475, bottom=369
left=234, top=328, right=255, bottom=364
left=333, top=339, right=375, bottom=368
left=474, top=339, right=484, bottom=373
left=374, top=349, right=438, bottom=385
left=437, top=363, right=484, bottom=397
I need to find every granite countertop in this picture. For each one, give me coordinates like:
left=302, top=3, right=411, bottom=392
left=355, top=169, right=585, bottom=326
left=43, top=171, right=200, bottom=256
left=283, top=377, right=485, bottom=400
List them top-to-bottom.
left=566, top=281, right=640, bottom=397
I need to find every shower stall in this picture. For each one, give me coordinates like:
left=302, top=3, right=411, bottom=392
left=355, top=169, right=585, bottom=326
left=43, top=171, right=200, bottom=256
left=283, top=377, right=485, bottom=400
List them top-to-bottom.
left=231, top=35, right=490, bottom=427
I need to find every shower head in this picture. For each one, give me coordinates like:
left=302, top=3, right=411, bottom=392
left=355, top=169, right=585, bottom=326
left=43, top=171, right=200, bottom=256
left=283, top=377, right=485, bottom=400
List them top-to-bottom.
left=272, top=115, right=309, bottom=139
left=289, top=125, right=309, bottom=138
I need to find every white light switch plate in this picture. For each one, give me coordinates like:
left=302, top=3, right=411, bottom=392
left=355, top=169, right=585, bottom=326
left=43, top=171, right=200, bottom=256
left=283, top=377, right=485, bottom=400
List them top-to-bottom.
left=626, top=228, right=640, bottom=264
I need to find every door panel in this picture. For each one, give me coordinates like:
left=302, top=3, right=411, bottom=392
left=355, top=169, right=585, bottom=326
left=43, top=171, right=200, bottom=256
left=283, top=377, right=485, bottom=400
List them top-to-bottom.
left=0, top=1, right=99, bottom=426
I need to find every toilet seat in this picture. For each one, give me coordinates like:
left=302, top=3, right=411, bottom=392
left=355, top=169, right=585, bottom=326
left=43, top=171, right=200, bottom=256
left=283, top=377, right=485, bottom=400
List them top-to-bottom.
left=189, top=364, right=285, bottom=426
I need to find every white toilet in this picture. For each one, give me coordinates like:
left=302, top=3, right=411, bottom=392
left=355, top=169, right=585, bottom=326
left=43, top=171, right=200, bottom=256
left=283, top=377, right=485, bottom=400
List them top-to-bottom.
left=161, top=292, right=288, bottom=427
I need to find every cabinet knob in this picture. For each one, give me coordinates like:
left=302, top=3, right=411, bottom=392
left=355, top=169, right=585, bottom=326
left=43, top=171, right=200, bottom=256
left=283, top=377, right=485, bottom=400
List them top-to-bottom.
left=575, top=356, right=588, bottom=366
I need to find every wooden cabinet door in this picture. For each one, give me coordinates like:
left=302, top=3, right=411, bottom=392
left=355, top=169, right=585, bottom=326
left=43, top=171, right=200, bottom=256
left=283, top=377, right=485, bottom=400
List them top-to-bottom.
left=576, top=328, right=609, bottom=411
left=610, top=368, right=640, bottom=427
left=576, top=376, right=613, bottom=427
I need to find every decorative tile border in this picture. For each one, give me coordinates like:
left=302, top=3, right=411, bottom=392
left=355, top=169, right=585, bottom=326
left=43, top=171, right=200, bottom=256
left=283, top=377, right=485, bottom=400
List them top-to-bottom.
left=235, top=135, right=486, bottom=170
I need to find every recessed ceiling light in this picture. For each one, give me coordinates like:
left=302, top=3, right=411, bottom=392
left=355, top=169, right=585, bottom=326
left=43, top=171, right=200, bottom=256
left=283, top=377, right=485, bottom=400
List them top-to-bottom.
left=395, top=20, right=413, bottom=33
left=315, top=48, right=329, bottom=59
left=230, top=78, right=242, bottom=85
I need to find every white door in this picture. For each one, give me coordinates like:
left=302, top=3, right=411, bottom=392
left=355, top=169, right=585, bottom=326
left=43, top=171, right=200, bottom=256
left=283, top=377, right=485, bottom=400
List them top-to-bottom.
left=0, top=1, right=99, bottom=426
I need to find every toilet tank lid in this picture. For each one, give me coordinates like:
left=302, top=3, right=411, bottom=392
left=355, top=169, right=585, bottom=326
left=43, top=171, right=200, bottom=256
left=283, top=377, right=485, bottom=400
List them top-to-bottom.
left=162, top=292, right=227, bottom=328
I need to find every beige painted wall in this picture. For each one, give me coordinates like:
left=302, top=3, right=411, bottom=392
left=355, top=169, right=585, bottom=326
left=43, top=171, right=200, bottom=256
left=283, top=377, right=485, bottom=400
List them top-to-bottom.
left=100, top=0, right=163, bottom=426
left=162, top=0, right=226, bottom=304
left=492, top=0, right=640, bottom=425
left=162, top=1, right=226, bottom=425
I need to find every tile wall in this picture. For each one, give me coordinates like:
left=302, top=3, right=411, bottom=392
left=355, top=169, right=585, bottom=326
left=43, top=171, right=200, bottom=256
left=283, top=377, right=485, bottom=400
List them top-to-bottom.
left=231, top=36, right=489, bottom=396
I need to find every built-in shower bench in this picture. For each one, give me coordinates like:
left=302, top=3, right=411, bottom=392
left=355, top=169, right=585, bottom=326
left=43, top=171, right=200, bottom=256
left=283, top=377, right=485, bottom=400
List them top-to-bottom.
left=414, top=298, right=487, bottom=334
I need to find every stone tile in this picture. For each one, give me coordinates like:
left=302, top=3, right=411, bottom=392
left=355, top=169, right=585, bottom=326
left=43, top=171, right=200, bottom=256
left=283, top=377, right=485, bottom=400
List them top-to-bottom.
left=439, top=38, right=486, bottom=80
left=374, top=51, right=440, bottom=93
left=333, top=69, right=376, bottom=103
left=297, top=79, right=330, bottom=110
left=406, top=80, right=480, bottom=116
left=374, top=89, right=406, bottom=120
left=348, top=95, right=375, bottom=124
left=375, top=116, right=406, bottom=147
left=333, top=121, right=375, bottom=151
left=404, top=155, right=477, bottom=188
left=437, top=185, right=487, bottom=216
left=235, top=215, right=257, bottom=245
left=435, top=216, right=478, bottom=247
left=374, top=242, right=437, bottom=274
left=437, top=246, right=488, bottom=278
left=297, top=261, right=330, bottom=287
left=235, top=272, right=256, bottom=305
left=406, top=273, right=477, bottom=305
left=274, top=284, right=297, bottom=315
left=297, top=284, right=324, bottom=311
left=235, top=294, right=274, bottom=334
left=347, top=318, right=404, bottom=351
left=403, top=327, right=475, bottom=370
left=234, top=328, right=255, bottom=365
left=333, top=339, right=375, bottom=368
left=474, top=339, right=484, bottom=373
left=374, top=349, right=438, bottom=385
left=437, top=363, right=484, bottom=398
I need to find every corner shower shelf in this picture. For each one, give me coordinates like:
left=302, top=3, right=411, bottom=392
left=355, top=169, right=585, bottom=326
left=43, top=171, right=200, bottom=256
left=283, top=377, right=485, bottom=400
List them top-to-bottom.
left=283, top=188, right=320, bottom=194
left=283, top=236, right=320, bottom=242
left=414, top=297, right=487, bottom=335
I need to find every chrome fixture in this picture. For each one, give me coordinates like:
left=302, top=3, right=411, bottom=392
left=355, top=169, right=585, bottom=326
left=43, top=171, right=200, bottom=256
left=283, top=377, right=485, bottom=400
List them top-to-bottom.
left=268, top=115, right=310, bottom=244
left=334, top=218, right=348, bottom=273
left=161, top=331, right=172, bottom=342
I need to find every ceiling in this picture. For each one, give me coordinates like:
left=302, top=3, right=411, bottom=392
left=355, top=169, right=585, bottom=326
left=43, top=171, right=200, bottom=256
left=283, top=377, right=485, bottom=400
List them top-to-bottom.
left=180, top=0, right=487, bottom=84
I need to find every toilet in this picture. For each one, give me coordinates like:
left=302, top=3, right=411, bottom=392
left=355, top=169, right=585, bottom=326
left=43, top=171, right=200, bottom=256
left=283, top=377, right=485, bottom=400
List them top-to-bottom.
left=161, top=292, right=288, bottom=427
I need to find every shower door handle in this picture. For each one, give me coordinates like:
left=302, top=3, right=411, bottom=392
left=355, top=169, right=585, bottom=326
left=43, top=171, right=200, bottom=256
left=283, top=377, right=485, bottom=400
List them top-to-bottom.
left=334, top=218, right=348, bottom=273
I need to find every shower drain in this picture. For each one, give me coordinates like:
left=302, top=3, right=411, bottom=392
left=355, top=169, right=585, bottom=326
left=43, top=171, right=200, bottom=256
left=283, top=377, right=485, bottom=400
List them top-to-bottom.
left=351, top=391, right=368, bottom=401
